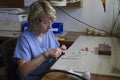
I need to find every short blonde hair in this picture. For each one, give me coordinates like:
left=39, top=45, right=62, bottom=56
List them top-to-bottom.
left=28, top=0, right=56, bottom=30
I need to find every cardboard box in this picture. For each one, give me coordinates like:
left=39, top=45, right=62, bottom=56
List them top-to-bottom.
left=98, top=44, right=111, bottom=55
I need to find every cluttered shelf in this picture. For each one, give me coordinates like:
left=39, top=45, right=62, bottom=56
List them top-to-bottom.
left=0, top=0, right=82, bottom=7
left=58, top=31, right=117, bottom=48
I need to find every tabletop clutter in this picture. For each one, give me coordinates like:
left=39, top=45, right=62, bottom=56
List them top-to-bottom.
left=98, top=43, right=111, bottom=55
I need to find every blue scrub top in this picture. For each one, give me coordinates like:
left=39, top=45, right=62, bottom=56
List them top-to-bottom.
left=14, top=29, right=60, bottom=80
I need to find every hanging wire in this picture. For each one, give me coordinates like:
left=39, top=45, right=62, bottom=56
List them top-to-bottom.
left=110, top=0, right=120, bottom=35
left=57, top=7, right=109, bottom=34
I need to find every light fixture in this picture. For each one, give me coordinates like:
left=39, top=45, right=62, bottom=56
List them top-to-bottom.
left=49, top=0, right=67, bottom=6
left=49, top=0, right=81, bottom=6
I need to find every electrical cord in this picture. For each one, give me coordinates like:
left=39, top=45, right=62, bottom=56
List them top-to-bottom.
left=110, top=2, right=120, bottom=35
left=57, top=7, right=109, bottom=34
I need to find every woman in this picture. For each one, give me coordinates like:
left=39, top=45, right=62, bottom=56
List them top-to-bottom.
left=13, top=0, right=67, bottom=80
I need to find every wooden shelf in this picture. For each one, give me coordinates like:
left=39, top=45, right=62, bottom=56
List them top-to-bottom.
left=0, top=0, right=24, bottom=7
left=0, top=0, right=82, bottom=8
left=67, top=1, right=82, bottom=7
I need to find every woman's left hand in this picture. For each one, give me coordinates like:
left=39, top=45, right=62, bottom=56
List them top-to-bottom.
left=60, top=44, right=67, bottom=54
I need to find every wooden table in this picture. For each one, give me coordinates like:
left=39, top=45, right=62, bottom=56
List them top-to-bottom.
left=58, top=31, right=116, bottom=48
left=58, top=32, right=85, bottom=48
left=52, top=36, right=120, bottom=80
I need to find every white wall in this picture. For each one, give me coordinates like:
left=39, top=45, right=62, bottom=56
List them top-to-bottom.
left=55, top=0, right=120, bottom=34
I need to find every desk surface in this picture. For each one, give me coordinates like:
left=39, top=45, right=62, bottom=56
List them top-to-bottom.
left=51, top=36, right=120, bottom=77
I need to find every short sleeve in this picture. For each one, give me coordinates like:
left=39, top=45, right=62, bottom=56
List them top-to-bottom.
left=14, top=36, right=31, bottom=62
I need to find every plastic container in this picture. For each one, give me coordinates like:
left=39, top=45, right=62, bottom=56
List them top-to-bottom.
left=22, top=22, right=29, bottom=31
left=52, top=22, right=63, bottom=33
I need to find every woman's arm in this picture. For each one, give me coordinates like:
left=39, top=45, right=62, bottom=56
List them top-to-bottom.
left=18, top=48, right=65, bottom=76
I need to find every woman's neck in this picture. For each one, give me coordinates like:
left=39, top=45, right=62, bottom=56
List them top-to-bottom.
left=31, top=30, right=43, bottom=42
left=38, top=34, right=43, bottom=42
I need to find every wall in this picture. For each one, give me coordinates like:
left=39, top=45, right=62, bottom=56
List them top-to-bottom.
left=0, top=0, right=119, bottom=34
left=55, top=0, right=120, bottom=34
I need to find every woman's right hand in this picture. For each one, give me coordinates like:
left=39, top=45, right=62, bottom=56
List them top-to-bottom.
left=45, top=48, right=62, bottom=59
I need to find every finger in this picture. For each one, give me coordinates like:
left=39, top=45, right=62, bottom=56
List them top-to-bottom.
left=61, top=45, right=67, bottom=50
left=57, top=48, right=62, bottom=55
left=55, top=52, right=60, bottom=60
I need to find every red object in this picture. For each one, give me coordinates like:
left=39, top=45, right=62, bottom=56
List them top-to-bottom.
left=82, top=47, right=88, bottom=51
left=85, top=47, right=88, bottom=51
